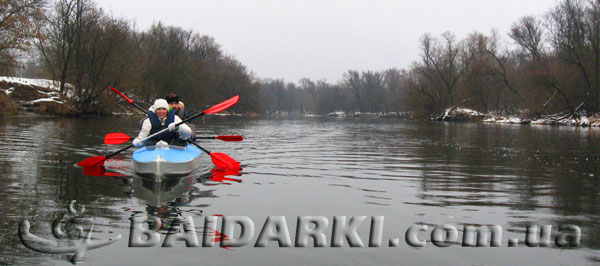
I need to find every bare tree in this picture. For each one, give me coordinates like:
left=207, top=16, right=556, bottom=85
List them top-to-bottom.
left=0, top=0, right=46, bottom=74
left=38, top=0, right=82, bottom=94
left=38, top=0, right=140, bottom=114
left=545, top=0, right=600, bottom=111
left=510, top=13, right=577, bottom=115
left=509, top=16, right=544, bottom=60
left=485, top=30, right=522, bottom=100
left=415, top=32, right=470, bottom=109
left=383, top=68, right=405, bottom=112
left=343, top=70, right=363, bottom=112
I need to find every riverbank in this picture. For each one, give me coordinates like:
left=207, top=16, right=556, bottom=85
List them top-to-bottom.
left=0, top=76, right=259, bottom=117
left=4, top=76, right=598, bottom=126
left=0, top=77, right=69, bottom=115
left=430, top=106, right=600, bottom=127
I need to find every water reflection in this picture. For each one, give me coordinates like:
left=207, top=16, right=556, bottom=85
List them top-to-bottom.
left=3, top=116, right=600, bottom=264
left=401, top=122, right=600, bottom=250
left=81, top=164, right=245, bottom=232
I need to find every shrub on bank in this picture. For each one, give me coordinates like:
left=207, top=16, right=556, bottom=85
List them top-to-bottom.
left=0, top=93, right=17, bottom=114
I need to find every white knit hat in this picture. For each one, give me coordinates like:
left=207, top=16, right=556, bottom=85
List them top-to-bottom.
left=153, top=99, right=169, bottom=110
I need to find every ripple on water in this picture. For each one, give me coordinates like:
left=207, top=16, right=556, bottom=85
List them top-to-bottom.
left=2, top=117, right=600, bottom=265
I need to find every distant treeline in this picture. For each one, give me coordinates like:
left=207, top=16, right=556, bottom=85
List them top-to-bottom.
left=2, top=0, right=599, bottom=117
left=260, top=0, right=600, bottom=117
left=259, top=70, right=404, bottom=115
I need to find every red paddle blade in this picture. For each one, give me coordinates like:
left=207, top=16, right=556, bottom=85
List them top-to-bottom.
left=109, top=86, right=133, bottom=104
left=203, top=95, right=239, bottom=114
left=104, top=133, right=131, bottom=144
left=215, top=135, right=243, bottom=141
left=209, top=152, right=240, bottom=169
left=76, top=156, right=106, bottom=167
left=82, top=166, right=125, bottom=177
left=82, top=166, right=106, bottom=176
left=211, top=167, right=241, bottom=176
left=104, top=172, right=126, bottom=177
left=209, top=174, right=242, bottom=183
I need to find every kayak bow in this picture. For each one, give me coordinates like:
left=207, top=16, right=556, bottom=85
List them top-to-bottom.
left=132, top=141, right=203, bottom=180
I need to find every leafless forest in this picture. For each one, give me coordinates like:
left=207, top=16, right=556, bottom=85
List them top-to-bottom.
left=2, top=0, right=599, bottom=117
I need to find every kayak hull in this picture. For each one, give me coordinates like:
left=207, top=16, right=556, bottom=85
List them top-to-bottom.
left=132, top=141, right=202, bottom=181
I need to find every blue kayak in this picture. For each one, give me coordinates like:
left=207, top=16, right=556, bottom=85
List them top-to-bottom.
left=132, top=141, right=203, bottom=180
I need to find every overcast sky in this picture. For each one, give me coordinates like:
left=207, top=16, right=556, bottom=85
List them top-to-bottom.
left=95, top=0, right=558, bottom=83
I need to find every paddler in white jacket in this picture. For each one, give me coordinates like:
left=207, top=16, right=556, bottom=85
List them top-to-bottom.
left=133, top=99, right=192, bottom=147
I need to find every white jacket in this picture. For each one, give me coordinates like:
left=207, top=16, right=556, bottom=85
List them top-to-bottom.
left=134, top=115, right=192, bottom=143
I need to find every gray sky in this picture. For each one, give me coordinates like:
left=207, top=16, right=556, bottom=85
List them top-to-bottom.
left=95, top=0, right=558, bottom=83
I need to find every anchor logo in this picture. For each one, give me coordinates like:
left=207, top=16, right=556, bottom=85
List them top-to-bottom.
left=18, top=200, right=121, bottom=264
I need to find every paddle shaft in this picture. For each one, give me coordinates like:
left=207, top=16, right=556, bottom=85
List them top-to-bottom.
left=110, top=85, right=210, bottom=144
left=109, top=86, right=148, bottom=114
left=110, top=86, right=199, bottom=118
left=79, top=89, right=238, bottom=166
left=131, top=102, right=147, bottom=114
left=139, top=111, right=207, bottom=144
left=95, top=113, right=206, bottom=164
left=89, top=116, right=199, bottom=165
left=105, top=133, right=242, bottom=144
left=195, top=135, right=242, bottom=141
left=187, top=139, right=210, bottom=154
left=103, top=144, right=133, bottom=162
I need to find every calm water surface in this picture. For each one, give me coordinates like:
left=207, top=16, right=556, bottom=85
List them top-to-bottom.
left=1, top=115, right=600, bottom=265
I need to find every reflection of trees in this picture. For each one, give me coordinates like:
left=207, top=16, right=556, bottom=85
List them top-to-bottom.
left=0, top=114, right=248, bottom=264
left=0, top=116, right=101, bottom=265
left=0, top=116, right=151, bottom=264
left=404, top=123, right=600, bottom=248
left=0, top=160, right=51, bottom=265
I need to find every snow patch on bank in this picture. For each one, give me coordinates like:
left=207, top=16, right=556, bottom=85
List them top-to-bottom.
left=0, top=76, right=73, bottom=91
left=0, top=76, right=72, bottom=114
left=29, top=98, right=63, bottom=104
left=440, top=105, right=600, bottom=127
left=431, top=107, right=485, bottom=121
left=445, top=107, right=484, bottom=117
left=484, top=116, right=529, bottom=124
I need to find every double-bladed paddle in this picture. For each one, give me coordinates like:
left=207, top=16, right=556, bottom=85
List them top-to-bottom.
left=76, top=94, right=240, bottom=167
left=104, top=133, right=243, bottom=145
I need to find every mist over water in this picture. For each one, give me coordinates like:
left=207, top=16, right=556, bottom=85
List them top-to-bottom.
left=1, top=115, right=600, bottom=265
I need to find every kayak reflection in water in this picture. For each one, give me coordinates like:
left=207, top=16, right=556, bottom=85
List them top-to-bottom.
left=133, top=99, right=192, bottom=147
left=114, top=169, right=243, bottom=246
left=120, top=176, right=197, bottom=232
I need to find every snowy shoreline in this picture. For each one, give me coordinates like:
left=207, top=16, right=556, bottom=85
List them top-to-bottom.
left=0, top=76, right=71, bottom=114
left=2, top=76, right=599, bottom=127
left=430, top=106, right=600, bottom=127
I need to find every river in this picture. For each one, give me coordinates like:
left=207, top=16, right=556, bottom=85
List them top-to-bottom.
left=1, top=115, right=600, bottom=265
